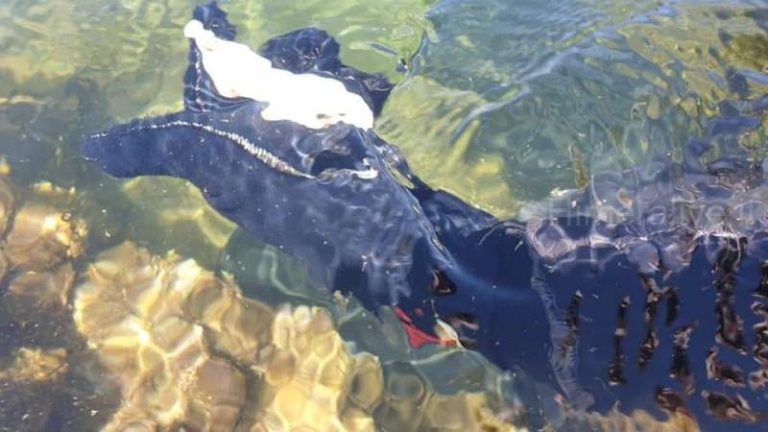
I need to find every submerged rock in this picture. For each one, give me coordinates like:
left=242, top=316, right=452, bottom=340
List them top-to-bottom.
left=0, top=177, right=15, bottom=238
left=3, top=202, right=87, bottom=271
left=72, top=241, right=523, bottom=431
left=73, top=241, right=251, bottom=431
left=72, top=242, right=383, bottom=431
left=4, top=262, right=76, bottom=322
left=0, top=347, right=69, bottom=431
left=0, top=347, right=68, bottom=383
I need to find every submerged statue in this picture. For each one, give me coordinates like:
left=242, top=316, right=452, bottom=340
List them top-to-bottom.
left=83, top=2, right=768, bottom=429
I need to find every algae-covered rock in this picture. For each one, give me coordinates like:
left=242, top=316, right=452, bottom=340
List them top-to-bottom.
left=0, top=177, right=16, bottom=237
left=3, top=202, right=87, bottom=271
left=67, top=240, right=536, bottom=431
left=72, top=242, right=385, bottom=431
left=73, top=242, right=252, bottom=431
left=4, top=262, right=76, bottom=321
left=258, top=305, right=382, bottom=431
left=0, top=347, right=68, bottom=431
left=0, top=347, right=68, bottom=383
left=559, top=405, right=700, bottom=432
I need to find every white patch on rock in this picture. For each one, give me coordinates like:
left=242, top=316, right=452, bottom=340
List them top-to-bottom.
left=183, top=20, right=374, bottom=130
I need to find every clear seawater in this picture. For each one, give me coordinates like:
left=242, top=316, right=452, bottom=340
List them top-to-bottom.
left=0, top=0, right=767, bottom=430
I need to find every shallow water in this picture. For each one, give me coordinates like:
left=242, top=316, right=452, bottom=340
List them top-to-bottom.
left=0, top=0, right=767, bottom=430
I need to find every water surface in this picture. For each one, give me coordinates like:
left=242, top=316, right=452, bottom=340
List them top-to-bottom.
left=1, top=0, right=767, bottom=430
